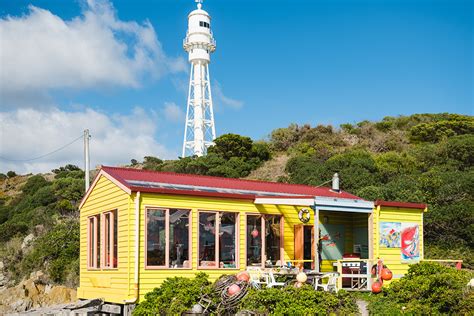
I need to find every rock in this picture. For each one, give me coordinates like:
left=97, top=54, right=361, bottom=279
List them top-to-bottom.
left=21, top=233, right=35, bottom=249
left=0, top=261, right=4, bottom=269
left=45, top=284, right=53, bottom=294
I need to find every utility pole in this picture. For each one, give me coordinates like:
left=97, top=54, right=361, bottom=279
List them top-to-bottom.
left=84, top=129, right=91, bottom=192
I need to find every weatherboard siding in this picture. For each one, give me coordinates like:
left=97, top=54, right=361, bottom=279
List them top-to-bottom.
left=78, top=174, right=425, bottom=303
left=78, top=175, right=134, bottom=303
left=137, top=192, right=308, bottom=302
left=373, top=205, right=425, bottom=281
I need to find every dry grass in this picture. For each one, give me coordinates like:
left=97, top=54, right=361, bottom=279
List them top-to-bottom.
left=245, top=154, right=289, bottom=182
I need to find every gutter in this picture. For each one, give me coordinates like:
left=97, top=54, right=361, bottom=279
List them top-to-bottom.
left=124, top=191, right=140, bottom=304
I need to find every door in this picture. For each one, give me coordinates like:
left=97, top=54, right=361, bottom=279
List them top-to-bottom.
left=294, top=225, right=315, bottom=269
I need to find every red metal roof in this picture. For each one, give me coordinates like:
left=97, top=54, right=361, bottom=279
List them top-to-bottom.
left=101, top=166, right=362, bottom=200
left=375, top=200, right=427, bottom=209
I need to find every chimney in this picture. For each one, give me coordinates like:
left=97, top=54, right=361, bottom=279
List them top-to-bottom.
left=332, top=173, right=340, bottom=192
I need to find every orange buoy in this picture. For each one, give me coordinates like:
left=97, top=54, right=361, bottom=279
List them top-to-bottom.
left=381, top=268, right=393, bottom=281
left=236, top=271, right=250, bottom=282
left=371, top=280, right=383, bottom=294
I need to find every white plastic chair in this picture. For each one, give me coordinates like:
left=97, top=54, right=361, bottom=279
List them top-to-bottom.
left=246, top=266, right=269, bottom=289
left=266, top=270, right=285, bottom=288
left=315, top=272, right=339, bottom=293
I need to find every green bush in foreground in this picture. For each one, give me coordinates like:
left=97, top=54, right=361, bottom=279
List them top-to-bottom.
left=368, top=262, right=473, bottom=315
left=133, top=272, right=211, bottom=316
left=133, top=273, right=358, bottom=315
left=239, top=285, right=358, bottom=315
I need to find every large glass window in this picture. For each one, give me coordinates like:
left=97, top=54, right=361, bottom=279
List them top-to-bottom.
left=146, top=208, right=191, bottom=268
left=169, top=209, right=190, bottom=268
left=87, top=210, right=117, bottom=269
left=103, top=210, right=117, bottom=268
left=199, top=211, right=237, bottom=268
left=246, top=214, right=282, bottom=267
left=87, top=215, right=100, bottom=268
left=246, top=215, right=262, bottom=266
left=265, top=215, right=282, bottom=265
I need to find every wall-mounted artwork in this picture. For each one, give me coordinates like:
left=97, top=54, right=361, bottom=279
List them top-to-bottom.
left=380, top=222, right=401, bottom=248
left=401, top=223, right=420, bottom=262
left=320, top=224, right=345, bottom=260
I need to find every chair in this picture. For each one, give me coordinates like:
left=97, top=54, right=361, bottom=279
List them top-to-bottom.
left=246, top=266, right=269, bottom=289
left=266, top=270, right=286, bottom=288
left=315, top=272, right=339, bottom=293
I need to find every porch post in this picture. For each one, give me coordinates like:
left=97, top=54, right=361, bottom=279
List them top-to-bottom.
left=312, top=205, right=319, bottom=272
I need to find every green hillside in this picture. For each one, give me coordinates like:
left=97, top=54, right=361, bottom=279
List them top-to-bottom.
left=0, top=113, right=472, bottom=288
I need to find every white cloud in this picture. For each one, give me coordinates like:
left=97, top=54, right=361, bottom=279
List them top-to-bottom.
left=0, top=0, right=186, bottom=107
left=213, top=81, right=243, bottom=110
left=163, top=102, right=185, bottom=123
left=0, top=107, right=176, bottom=174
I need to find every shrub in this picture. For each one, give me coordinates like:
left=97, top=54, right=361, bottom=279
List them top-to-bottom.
left=7, top=171, right=17, bottom=178
left=21, top=175, right=50, bottom=195
left=21, top=220, right=80, bottom=285
left=368, top=262, right=474, bottom=315
left=133, top=272, right=211, bottom=316
left=134, top=275, right=359, bottom=316
left=238, top=285, right=358, bottom=315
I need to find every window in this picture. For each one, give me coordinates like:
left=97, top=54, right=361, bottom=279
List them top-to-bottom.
left=199, top=21, right=210, bottom=28
left=146, top=208, right=191, bottom=268
left=103, top=210, right=117, bottom=268
left=199, top=211, right=237, bottom=268
left=246, top=214, right=282, bottom=267
left=87, top=215, right=100, bottom=268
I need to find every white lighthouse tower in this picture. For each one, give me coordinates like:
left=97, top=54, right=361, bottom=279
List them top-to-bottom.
left=182, top=0, right=217, bottom=157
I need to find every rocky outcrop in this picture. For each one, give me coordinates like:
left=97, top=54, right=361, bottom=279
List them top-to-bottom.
left=0, top=271, right=76, bottom=315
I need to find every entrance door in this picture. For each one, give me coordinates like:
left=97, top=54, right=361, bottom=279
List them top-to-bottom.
left=294, top=225, right=314, bottom=269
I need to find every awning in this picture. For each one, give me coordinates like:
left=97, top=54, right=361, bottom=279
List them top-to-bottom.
left=254, top=196, right=374, bottom=213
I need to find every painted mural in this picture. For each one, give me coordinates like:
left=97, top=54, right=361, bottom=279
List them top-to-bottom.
left=379, top=222, right=401, bottom=248
left=401, top=223, right=420, bottom=262
left=320, top=224, right=345, bottom=260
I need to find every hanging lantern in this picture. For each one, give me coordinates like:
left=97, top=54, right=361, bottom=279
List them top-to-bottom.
left=251, top=228, right=259, bottom=238
left=381, top=268, right=393, bottom=281
left=296, top=272, right=307, bottom=283
left=371, top=280, right=383, bottom=294
left=227, top=284, right=241, bottom=296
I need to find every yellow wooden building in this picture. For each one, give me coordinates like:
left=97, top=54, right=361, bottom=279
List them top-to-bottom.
left=78, top=166, right=426, bottom=305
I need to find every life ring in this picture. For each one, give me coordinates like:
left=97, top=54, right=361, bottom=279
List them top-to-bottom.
left=298, top=208, right=311, bottom=223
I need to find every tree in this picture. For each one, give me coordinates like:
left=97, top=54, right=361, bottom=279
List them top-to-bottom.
left=208, top=134, right=254, bottom=160
left=7, top=171, right=17, bottom=178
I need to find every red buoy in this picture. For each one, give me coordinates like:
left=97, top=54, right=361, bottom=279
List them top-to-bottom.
left=381, top=268, right=393, bottom=281
left=371, top=280, right=383, bottom=294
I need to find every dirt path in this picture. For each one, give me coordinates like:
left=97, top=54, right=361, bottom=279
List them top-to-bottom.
left=356, top=299, right=369, bottom=316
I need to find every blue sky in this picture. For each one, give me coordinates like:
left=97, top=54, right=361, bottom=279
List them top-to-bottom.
left=0, top=0, right=472, bottom=173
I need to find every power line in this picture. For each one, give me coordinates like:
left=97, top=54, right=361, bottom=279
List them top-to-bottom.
left=0, top=134, right=84, bottom=162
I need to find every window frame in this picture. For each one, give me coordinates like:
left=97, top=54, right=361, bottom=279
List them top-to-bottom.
left=145, top=207, right=192, bottom=270
left=101, top=209, right=118, bottom=269
left=197, top=210, right=240, bottom=270
left=245, top=213, right=284, bottom=268
left=87, top=214, right=101, bottom=269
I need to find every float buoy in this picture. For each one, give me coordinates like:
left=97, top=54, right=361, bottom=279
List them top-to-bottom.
left=381, top=268, right=393, bottom=281
left=236, top=271, right=250, bottom=282
left=296, top=272, right=308, bottom=283
left=371, top=280, right=383, bottom=294
left=227, top=284, right=241, bottom=296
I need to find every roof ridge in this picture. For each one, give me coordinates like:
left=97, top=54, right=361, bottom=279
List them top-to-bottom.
left=101, top=165, right=338, bottom=192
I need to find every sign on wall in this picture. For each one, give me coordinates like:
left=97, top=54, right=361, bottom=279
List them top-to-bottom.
left=380, top=222, right=401, bottom=248
left=401, top=223, right=420, bottom=262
